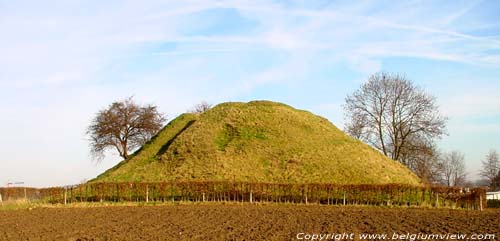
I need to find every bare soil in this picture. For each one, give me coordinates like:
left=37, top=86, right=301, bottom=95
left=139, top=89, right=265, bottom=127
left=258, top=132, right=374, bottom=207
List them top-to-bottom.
left=0, top=204, right=498, bottom=241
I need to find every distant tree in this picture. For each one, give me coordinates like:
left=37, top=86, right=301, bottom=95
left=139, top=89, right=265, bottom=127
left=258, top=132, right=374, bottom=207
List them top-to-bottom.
left=344, top=72, right=447, bottom=169
left=87, top=97, right=166, bottom=161
left=189, top=101, right=212, bottom=114
left=480, top=149, right=499, bottom=186
left=439, top=151, right=467, bottom=187
left=491, top=172, right=500, bottom=191
left=473, top=178, right=491, bottom=188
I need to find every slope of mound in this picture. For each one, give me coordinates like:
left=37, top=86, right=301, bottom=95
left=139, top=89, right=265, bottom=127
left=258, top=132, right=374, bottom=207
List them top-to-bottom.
left=94, top=101, right=420, bottom=185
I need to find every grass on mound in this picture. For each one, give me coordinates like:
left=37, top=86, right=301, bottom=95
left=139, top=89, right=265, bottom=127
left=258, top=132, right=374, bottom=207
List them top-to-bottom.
left=94, top=101, right=420, bottom=185
left=94, top=113, right=198, bottom=181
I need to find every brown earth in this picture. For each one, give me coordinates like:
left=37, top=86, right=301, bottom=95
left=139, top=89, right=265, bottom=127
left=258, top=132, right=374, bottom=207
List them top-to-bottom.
left=0, top=204, right=498, bottom=241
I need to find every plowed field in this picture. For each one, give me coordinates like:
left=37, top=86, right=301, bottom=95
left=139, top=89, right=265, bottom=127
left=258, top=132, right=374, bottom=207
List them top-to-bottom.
left=0, top=204, right=498, bottom=241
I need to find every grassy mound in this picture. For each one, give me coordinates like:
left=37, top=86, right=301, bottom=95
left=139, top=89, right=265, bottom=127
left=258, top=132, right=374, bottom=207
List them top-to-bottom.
left=94, top=101, right=420, bottom=185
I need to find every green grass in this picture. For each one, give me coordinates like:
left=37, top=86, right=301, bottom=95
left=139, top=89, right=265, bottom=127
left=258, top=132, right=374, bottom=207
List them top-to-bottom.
left=93, top=100, right=421, bottom=185
left=93, top=113, right=198, bottom=182
left=0, top=199, right=44, bottom=211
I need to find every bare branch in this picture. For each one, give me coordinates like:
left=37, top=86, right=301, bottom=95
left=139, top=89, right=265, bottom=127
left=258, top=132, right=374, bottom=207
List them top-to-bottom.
left=344, top=72, right=447, bottom=175
left=87, top=97, right=166, bottom=162
left=188, top=101, right=212, bottom=114
left=480, top=149, right=500, bottom=187
left=438, top=151, right=467, bottom=187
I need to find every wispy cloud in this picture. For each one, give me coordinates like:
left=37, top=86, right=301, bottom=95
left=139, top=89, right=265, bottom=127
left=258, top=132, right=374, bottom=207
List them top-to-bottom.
left=3, top=0, right=499, bottom=89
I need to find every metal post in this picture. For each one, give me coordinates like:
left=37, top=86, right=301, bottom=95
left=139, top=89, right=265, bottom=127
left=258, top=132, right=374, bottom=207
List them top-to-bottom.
left=146, top=185, right=149, bottom=203
left=64, top=189, right=67, bottom=205
left=250, top=191, right=253, bottom=203
left=0, top=193, right=3, bottom=207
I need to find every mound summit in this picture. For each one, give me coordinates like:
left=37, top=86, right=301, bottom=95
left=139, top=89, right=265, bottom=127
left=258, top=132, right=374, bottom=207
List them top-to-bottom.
left=94, top=101, right=420, bottom=185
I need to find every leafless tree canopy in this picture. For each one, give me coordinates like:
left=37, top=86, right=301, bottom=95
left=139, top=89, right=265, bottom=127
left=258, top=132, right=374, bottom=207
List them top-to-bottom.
left=344, top=72, right=447, bottom=170
left=87, top=97, right=166, bottom=161
left=189, top=101, right=212, bottom=114
left=402, top=137, right=441, bottom=184
left=480, top=149, right=499, bottom=186
left=438, top=151, right=467, bottom=187
left=491, top=173, right=500, bottom=191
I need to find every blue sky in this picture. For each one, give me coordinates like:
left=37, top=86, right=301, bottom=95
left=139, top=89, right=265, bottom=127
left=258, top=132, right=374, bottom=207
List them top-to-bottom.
left=1, top=0, right=499, bottom=187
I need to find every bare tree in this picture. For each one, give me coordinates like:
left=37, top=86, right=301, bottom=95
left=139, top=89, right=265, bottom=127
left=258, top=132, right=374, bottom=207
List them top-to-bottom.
left=344, top=72, right=447, bottom=168
left=87, top=97, right=166, bottom=161
left=189, top=101, right=212, bottom=114
left=402, top=137, right=441, bottom=184
left=480, top=149, right=499, bottom=186
left=439, top=151, right=467, bottom=187
left=491, top=173, right=500, bottom=191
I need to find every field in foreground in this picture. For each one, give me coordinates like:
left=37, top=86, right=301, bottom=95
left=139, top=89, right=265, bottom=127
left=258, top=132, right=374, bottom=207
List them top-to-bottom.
left=1, top=204, right=499, bottom=241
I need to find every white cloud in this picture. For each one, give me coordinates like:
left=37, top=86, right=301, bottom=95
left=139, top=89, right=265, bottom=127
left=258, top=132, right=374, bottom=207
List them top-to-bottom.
left=3, top=0, right=498, bottom=91
left=438, top=0, right=481, bottom=26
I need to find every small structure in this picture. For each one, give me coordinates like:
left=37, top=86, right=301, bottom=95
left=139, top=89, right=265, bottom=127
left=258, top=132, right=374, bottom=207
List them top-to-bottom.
left=486, top=191, right=500, bottom=200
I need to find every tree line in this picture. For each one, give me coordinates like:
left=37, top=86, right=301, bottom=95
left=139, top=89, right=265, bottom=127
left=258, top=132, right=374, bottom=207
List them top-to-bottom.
left=0, top=182, right=486, bottom=210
